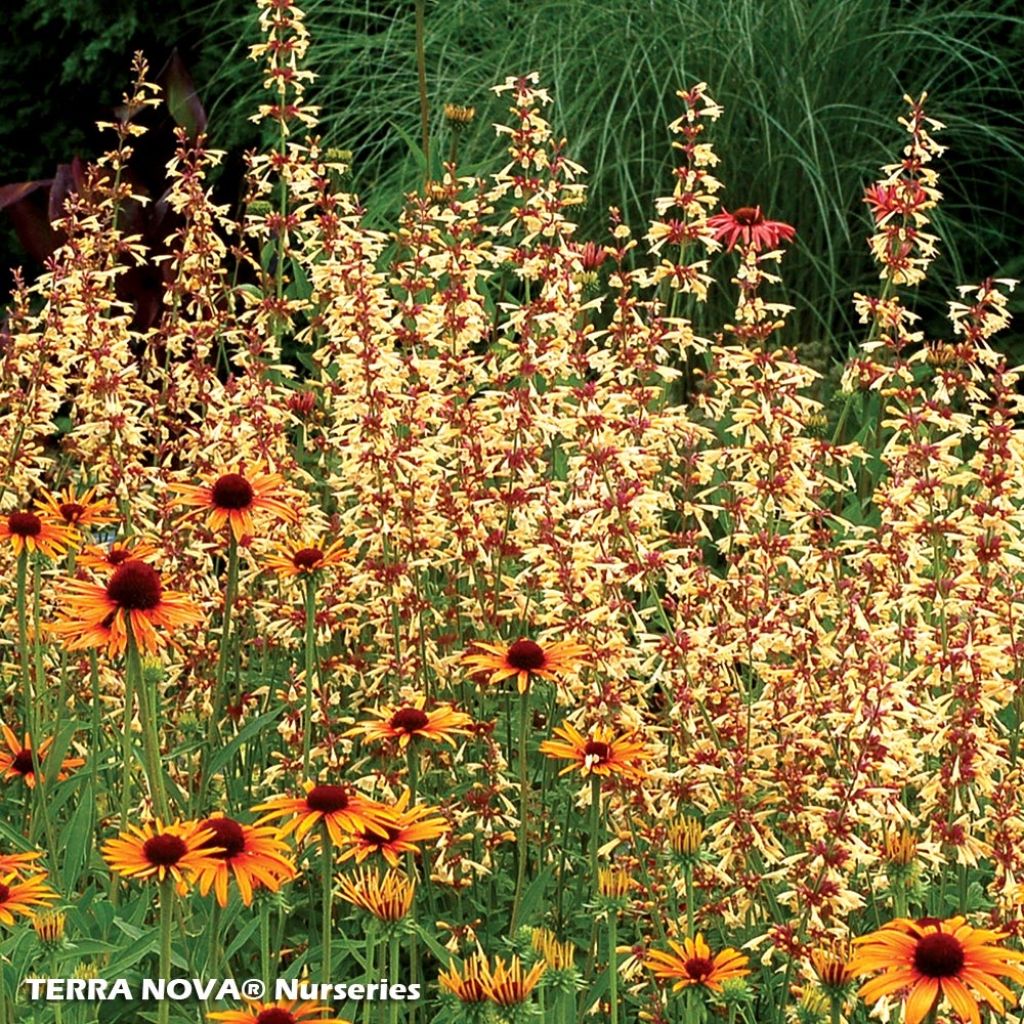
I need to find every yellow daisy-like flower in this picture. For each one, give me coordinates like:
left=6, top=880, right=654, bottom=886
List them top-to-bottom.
left=173, top=469, right=298, bottom=543
left=35, top=485, right=116, bottom=529
left=0, top=510, right=71, bottom=559
left=263, top=537, right=350, bottom=579
left=77, top=538, right=158, bottom=573
left=50, top=559, right=203, bottom=656
left=462, top=636, right=588, bottom=693
left=346, top=699, right=473, bottom=749
left=539, top=722, right=651, bottom=780
left=0, top=724, right=85, bottom=788
left=252, top=783, right=390, bottom=848
left=338, top=790, right=449, bottom=868
left=192, top=815, right=296, bottom=908
left=101, top=820, right=223, bottom=891
left=0, top=850, right=45, bottom=876
left=338, top=867, right=415, bottom=922
left=0, top=872, right=59, bottom=925
left=850, top=916, right=1024, bottom=1024
left=644, top=934, right=750, bottom=993
left=207, top=999, right=347, bottom=1024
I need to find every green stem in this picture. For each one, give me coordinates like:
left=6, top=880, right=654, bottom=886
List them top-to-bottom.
left=414, top=0, right=430, bottom=187
left=15, top=550, right=30, bottom=733
left=302, top=573, right=319, bottom=777
left=129, top=628, right=169, bottom=820
left=509, top=687, right=531, bottom=932
left=321, top=822, right=334, bottom=984
left=684, top=863, right=695, bottom=939
left=158, top=878, right=174, bottom=1024
left=260, top=899, right=272, bottom=990
left=206, top=900, right=222, bottom=979
left=608, top=913, right=619, bottom=1024
left=363, top=923, right=378, bottom=1024
left=389, top=933, right=400, bottom=1024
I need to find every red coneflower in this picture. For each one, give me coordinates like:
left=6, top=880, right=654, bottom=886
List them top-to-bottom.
left=706, top=205, right=795, bottom=253
left=174, top=469, right=298, bottom=543
left=0, top=510, right=71, bottom=559
left=263, top=537, right=350, bottom=580
left=77, top=538, right=158, bottom=573
left=50, top=559, right=203, bottom=655
left=462, top=637, right=589, bottom=693
left=0, top=724, right=85, bottom=788
left=338, top=790, right=449, bottom=868
left=102, top=820, right=223, bottom=892
left=644, top=934, right=750, bottom=992
left=207, top=1000, right=345, bottom=1024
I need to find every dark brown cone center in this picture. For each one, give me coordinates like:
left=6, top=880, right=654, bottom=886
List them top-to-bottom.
left=732, top=206, right=762, bottom=226
left=211, top=473, right=255, bottom=510
left=59, top=502, right=86, bottom=523
left=8, top=512, right=42, bottom=537
left=291, top=547, right=324, bottom=569
left=108, top=548, right=132, bottom=565
left=106, top=560, right=163, bottom=610
left=506, top=639, right=545, bottom=671
left=390, top=707, right=430, bottom=733
left=584, top=741, right=611, bottom=762
left=11, top=749, right=35, bottom=775
left=305, top=784, right=349, bottom=813
left=199, top=817, right=246, bottom=859
left=143, top=833, right=188, bottom=867
left=0, top=883, right=9, bottom=902
left=913, top=933, right=965, bottom=978
left=685, top=956, right=714, bottom=981
left=255, top=1011, right=297, bottom=1024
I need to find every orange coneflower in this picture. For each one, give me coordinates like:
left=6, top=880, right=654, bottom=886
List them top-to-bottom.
left=706, top=205, right=796, bottom=253
left=174, top=469, right=298, bottom=543
left=35, top=486, right=116, bottom=530
left=0, top=510, right=71, bottom=559
left=263, top=537, right=350, bottom=579
left=77, top=538, right=158, bottom=573
left=50, top=559, right=203, bottom=656
left=462, top=636, right=588, bottom=693
left=347, top=699, right=473, bottom=749
left=539, top=722, right=651, bottom=781
left=0, top=724, right=85, bottom=788
left=253, top=783, right=390, bottom=848
left=338, top=790, right=449, bottom=868
left=192, top=814, right=296, bottom=908
left=102, top=820, right=223, bottom=891
left=0, top=850, right=44, bottom=876
left=338, top=867, right=415, bottom=922
left=0, top=872, right=59, bottom=925
left=851, top=916, right=1024, bottom=1024
left=644, top=934, right=750, bottom=992
left=439, top=954, right=490, bottom=1004
left=484, top=955, right=546, bottom=1006
left=208, top=999, right=345, bottom=1024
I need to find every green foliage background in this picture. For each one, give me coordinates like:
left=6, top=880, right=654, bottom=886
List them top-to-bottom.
left=3, top=0, right=1024, bottom=363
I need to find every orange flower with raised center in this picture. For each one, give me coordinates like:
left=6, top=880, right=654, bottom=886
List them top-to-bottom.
left=706, top=205, right=796, bottom=252
left=174, top=469, right=298, bottom=543
left=35, top=486, right=116, bottom=530
left=0, top=510, right=71, bottom=559
left=263, top=537, right=349, bottom=579
left=77, top=538, right=158, bottom=573
left=50, top=559, right=203, bottom=655
left=462, top=636, right=588, bottom=693
left=347, top=699, right=472, bottom=749
left=539, top=722, right=651, bottom=780
left=0, top=724, right=85, bottom=788
left=253, top=783, right=390, bottom=848
left=338, top=790, right=449, bottom=868
left=192, top=814, right=296, bottom=907
left=102, top=820, right=223, bottom=890
left=338, top=867, right=415, bottom=922
left=0, top=872, right=59, bottom=925
left=851, top=916, right=1024, bottom=1024
left=644, top=934, right=750, bottom=992
left=438, top=954, right=490, bottom=1004
left=483, top=955, right=546, bottom=1006
left=207, top=1000, right=346, bottom=1024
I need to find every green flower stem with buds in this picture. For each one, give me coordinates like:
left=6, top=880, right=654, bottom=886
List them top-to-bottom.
left=607, top=911, right=619, bottom=1024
